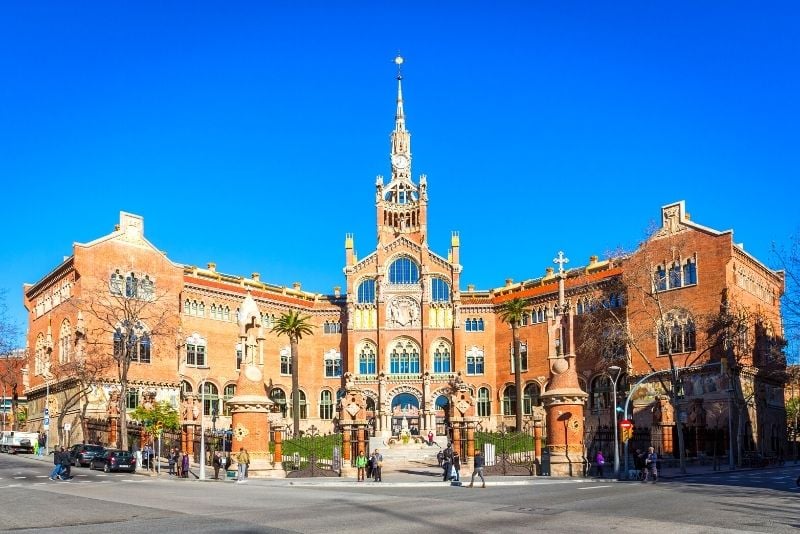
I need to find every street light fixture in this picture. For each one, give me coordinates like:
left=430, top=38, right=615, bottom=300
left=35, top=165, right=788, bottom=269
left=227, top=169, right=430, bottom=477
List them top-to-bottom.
left=608, top=365, right=622, bottom=478
left=199, top=380, right=206, bottom=481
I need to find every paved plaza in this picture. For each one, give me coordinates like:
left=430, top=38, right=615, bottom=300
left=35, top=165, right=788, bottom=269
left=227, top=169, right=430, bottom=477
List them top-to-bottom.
left=1, top=453, right=797, bottom=533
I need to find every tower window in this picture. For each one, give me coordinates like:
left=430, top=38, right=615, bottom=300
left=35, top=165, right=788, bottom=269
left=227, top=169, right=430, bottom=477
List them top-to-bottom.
left=388, top=258, right=419, bottom=284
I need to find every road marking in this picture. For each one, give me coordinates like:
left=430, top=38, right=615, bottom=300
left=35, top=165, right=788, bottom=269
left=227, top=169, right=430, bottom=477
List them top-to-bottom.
left=36, top=475, right=49, bottom=478
left=13, top=476, right=26, bottom=479
left=577, top=485, right=611, bottom=490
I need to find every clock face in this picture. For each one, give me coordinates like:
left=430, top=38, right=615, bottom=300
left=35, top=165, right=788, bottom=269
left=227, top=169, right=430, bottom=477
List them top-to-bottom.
left=392, top=154, right=409, bottom=169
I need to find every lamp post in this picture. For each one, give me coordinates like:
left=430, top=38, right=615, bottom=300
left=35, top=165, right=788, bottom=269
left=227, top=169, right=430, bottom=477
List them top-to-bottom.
left=608, top=365, right=622, bottom=478
left=199, top=381, right=206, bottom=480
left=727, top=385, right=735, bottom=470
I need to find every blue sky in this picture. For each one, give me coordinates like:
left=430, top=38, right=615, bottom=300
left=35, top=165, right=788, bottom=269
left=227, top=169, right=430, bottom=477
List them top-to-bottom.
left=1, top=2, right=799, bottom=349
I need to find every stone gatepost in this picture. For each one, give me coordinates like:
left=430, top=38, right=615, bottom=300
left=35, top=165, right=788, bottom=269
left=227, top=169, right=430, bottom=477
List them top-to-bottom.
left=448, top=374, right=478, bottom=466
left=339, top=377, right=370, bottom=477
left=107, top=389, right=120, bottom=448
left=653, top=396, right=675, bottom=456
left=269, top=416, right=284, bottom=472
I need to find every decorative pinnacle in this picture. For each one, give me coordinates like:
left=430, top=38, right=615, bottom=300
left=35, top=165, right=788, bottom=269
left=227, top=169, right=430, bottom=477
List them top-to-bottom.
left=394, top=54, right=404, bottom=79
left=553, top=251, right=569, bottom=275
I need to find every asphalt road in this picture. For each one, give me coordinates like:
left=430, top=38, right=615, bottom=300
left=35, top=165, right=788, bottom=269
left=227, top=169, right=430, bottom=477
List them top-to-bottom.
left=1, top=454, right=798, bottom=533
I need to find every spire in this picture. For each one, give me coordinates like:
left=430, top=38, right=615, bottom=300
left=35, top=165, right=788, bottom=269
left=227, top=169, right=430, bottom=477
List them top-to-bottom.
left=389, top=54, right=411, bottom=174
left=394, top=55, right=406, bottom=132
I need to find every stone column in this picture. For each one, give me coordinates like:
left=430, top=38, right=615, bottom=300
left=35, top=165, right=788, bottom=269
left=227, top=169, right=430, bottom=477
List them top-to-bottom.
left=338, top=383, right=368, bottom=478
left=534, top=418, right=543, bottom=462
left=270, top=419, right=283, bottom=472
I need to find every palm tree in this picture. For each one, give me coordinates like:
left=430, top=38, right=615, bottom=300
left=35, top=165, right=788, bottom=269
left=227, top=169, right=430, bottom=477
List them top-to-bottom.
left=498, top=297, right=531, bottom=431
left=271, top=310, right=315, bottom=437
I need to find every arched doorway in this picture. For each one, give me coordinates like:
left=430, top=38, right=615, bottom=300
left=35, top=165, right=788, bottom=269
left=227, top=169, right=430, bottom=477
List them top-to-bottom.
left=391, top=393, right=420, bottom=436
left=435, top=395, right=450, bottom=436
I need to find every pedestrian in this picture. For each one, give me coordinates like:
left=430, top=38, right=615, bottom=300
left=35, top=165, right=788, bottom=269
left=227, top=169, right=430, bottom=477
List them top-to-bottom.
left=427, top=430, right=434, bottom=446
left=38, top=432, right=47, bottom=457
left=32, top=438, right=39, bottom=457
left=142, top=444, right=151, bottom=471
left=58, top=446, right=72, bottom=480
left=643, top=446, right=658, bottom=483
left=49, top=447, right=63, bottom=480
left=236, top=447, right=250, bottom=483
left=168, top=448, right=176, bottom=475
left=633, top=448, right=646, bottom=480
left=371, top=449, right=383, bottom=482
left=355, top=450, right=368, bottom=482
left=436, top=450, right=444, bottom=467
left=468, top=450, right=486, bottom=488
left=595, top=450, right=606, bottom=478
left=181, top=451, right=190, bottom=478
left=212, top=451, right=223, bottom=480
left=452, top=451, right=461, bottom=482
left=224, top=452, right=232, bottom=478
left=366, top=453, right=374, bottom=479
left=442, top=455, right=451, bottom=481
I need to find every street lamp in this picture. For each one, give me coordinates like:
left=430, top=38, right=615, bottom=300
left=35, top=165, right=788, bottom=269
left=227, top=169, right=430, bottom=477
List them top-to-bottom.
left=608, top=365, right=622, bottom=478
left=199, top=380, right=206, bottom=480
left=726, top=384, right=735, bottom=470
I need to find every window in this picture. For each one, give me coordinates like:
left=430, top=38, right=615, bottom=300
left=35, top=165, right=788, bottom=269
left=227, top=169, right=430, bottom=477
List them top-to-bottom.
left=388, top=257, right=419, bottom=284
left=656, top=258, right=698, bottom=291
left=683, top=260, right=697, bottom=285
left=655, top=266, right=667, bottom=291
left=110, top=270, right=123, bottom=295
left=125, top=273, right=138, bottom=298
left=139, top=276, right=154, bottom=300
left=431, top=277, right=450, bottom=302
left=357, top=279, right=376, bottom=304
left=197, top=301, right=205, bottom=317
left=210, top=304, right=218, bottom=320
left=223, top=306, right=230, bottom=321
left=658, top=310, right=696, bottom=355
left=465, top=318, right=485, bottom=332
left=59, top=320, right=72, bottom=364
left=323, top=321, right=342, bottom=334
left=114, top=323, right=151, bottom=364
left=35, top=333, right=46, bottom=376
left=186, top=334, right=207, bottom=367
left=135, top=335, right=151, bottom=363
left=389, top=339, right=420, bottom=374
left=432, top=341, right=451, bottom=373
left=510, top=341, right=528, bottom=373
left=235, top=343, right=243, bottom=369
left=359, top=343, right=377, bottom=374
left=466, top=346, right=484, bottom=375
left=280, top=347, right=291, bottom=375
left=324, top=349, right=342, bottom=378
left=590, top=375, right=611, bottom=410
left=180, top=380, right=193, bottom=398
left=201, top=382, right=219, bottom=416
left=523, top=383, right=541, bottom=414
left=223, top=384, right=236, bottom=416
left=502, top=386, right=516, bottom=416
left=477, top=387, right=491, bottom=417
left=126, top=388, right=139, bottom=410
left=270, top=388, right=287, bottom=417
left=319, top=390, right=334, bottom=420
left=289, top=391, right=308, bottom=419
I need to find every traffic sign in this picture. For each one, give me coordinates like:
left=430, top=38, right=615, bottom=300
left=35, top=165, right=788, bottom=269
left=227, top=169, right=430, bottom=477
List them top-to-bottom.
left=43, top=417, right=50, bottom=430
left=619, top=419, right=633, bottom=430
left=63, top=423, right=71, bottom=431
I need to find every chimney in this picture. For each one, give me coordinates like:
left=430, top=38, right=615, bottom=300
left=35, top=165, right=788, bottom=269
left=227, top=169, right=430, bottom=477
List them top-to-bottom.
left=589, top=255, right=599, bottom=264
left=207, top=262, right=216, bottom=272
left=544, top=267, right=555, bottom=280
left=251, top=272, right=260, bottom=282
left=505, top=278, right=513, bottom=287
left=293, top=282, right=301, bottom=291
left=467, top=284, right=475, bottom=292
left=333, top=286, right=341, bottom=297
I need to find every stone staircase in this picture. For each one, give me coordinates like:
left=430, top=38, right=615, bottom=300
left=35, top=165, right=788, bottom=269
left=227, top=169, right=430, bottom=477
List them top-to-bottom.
left=367, top=436, right=446, bottom=474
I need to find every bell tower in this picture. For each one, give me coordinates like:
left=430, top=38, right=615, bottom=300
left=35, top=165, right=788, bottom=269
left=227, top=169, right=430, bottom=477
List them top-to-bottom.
left=375, top=55, right=428, bottom=247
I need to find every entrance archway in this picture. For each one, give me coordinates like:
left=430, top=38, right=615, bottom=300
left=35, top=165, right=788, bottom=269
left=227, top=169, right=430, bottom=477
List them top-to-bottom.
left=391, top=393, right=420, bottom=436
left=435, top=395, right=450, bottom=436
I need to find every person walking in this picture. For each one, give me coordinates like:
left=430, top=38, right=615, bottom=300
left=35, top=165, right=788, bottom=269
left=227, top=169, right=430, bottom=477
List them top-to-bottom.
left=427, top=430, right=434, bottom=446
left=38, top=432, right=46, bottom=457
left=32, top=438, right=39, bottom=457
left=142, top=444, right=151, bottom=471
left=49, top=447, right=63, bottom=480
left=58, top=447, right=72, bottom=480
left=236, top=447, right=250, bottom=483
left=643, top=447, right=658, bottom=483
left=168, top=448, right=176, bottom=475
left=633, top=448, right=646, bottom=480
left=371, top=449, right=383, bottom=482
left=355, top=450, right=368, bottom=482
left=468, top=450, right=486, bottom=488
left=594, top=450, right=606, bottom=478
left=181, top=451, right=190, bottom=478
left=212, top=451, right=223, bottom=480
left=451, top=451, right=461, bottom=482
left=224, top=452, right=232, bottom=478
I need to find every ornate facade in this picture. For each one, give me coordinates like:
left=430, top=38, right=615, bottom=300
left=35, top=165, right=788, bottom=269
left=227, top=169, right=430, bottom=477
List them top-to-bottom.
left=22, top=59, right=787, bottom=462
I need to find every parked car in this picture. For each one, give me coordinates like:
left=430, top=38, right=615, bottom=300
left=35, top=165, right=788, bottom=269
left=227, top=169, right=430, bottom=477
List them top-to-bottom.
left=69, top=444, right=105, bottom=467
left=89, top=449, right=137, bottom=473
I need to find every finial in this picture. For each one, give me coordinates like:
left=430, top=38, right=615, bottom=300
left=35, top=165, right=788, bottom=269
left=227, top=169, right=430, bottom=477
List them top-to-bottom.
left=394, top=54, right=404, bottom=79
left=553, top=251, right=569, bottom=275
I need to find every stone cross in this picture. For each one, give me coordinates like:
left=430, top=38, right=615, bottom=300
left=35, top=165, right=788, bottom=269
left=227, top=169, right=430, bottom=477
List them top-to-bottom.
left=553, top=251, right=569, bottom=276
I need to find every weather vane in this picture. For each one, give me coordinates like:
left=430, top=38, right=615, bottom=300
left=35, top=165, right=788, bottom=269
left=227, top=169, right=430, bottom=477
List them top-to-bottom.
left=394, top=54, right=404, bottom=79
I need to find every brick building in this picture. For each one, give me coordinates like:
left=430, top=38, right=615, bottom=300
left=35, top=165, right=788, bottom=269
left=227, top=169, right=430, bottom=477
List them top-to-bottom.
left=21, top=62, right=787, bottom=461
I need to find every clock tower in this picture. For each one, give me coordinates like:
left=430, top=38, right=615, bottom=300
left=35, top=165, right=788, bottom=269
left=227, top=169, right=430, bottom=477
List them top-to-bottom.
left=375, top=55, right=428, bottom=247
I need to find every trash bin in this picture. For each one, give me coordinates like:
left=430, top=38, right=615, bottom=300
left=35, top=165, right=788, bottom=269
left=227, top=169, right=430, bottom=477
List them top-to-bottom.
left=540, top=449, right=551, bottom=476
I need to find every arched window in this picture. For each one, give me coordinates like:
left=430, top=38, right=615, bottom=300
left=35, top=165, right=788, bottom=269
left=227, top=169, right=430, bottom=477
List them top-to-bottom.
left=388, top=257, right=419, bottom=284
left=683, top=259, right=697, bottom=285
left=668, top=262, right=682, bottom=289
left=655, top=266, right=667, bottom=291
left=110, top=270, right=123, bottom=295
left=125, top=273, right=138, bottom=298
left=139, top=275, right=154, bottom=300
left=431, top=277, right=450, bottom=302
left=357, top=279, right=376, bottom=304
left=184, top=299, right=191, bottom=315
left=197, top=301, right=205, bottom=317
left=210, top=304, right=217, bottom=320
left=223, top=306, right=230, bottom=321
left=658, top=310, right=697, bottom=355
left=59, top=320, right=72, bottom=364
left=115, top=322, right=151, bottom=364
left=35, top=333, right=46, bottom=376
left=186, top=334, right=206, bottom=367
left=389, top=339, right=420, bottom=374
left=432, top=340, right=451, bottom=373
left=510, top=341, right=528, bottom=372
left=235, top=343, right=243, bottom=369
left=359, top=343, right=377, bottom=374
left=466, top=346, right=484, bottom=375
left=280, top=347, right=291, bottom=375
left=324, top=349, right=342, bottom=378
left=590, top=375, right=611, bottom=410
left=180, top=380, right=193, bottom=398
left=201, top=382, right=219, bottom=416
left=523, top=383, right=541, bottom=414
left=223, top=384, right=236, bottom=416
left=502, top=385, right=517, bottom=416
left=477, top=387, right=491, bottom=417
left=270, top=388, right=287, bottom=418
left=319, top=390, right=334, bottom=420
left=289, top=391, right=308, bottom=420
left=366, top=397, right=376, bottom=412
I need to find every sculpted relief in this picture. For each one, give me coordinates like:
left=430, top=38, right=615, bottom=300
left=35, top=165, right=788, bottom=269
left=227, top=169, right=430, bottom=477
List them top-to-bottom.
left=387, top=296, right=420, bottom=328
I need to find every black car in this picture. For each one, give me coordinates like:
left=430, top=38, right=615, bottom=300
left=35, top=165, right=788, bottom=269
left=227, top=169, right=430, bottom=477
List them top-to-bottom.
left=69, top=444, right=105, bottom=467
left=89, top=449, right=137, bottom=473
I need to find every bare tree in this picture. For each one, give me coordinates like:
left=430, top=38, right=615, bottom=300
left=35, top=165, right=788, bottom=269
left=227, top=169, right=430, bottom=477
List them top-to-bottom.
left=772, top=231, right=800, bottom=363
left=71, top=274, right=177, bottom=450
left=0, top=290, right=23, bottom=431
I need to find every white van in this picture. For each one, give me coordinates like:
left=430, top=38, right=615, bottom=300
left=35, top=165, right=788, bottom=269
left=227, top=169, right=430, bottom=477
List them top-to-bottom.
left=0, top=431, right=39, bottom=454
